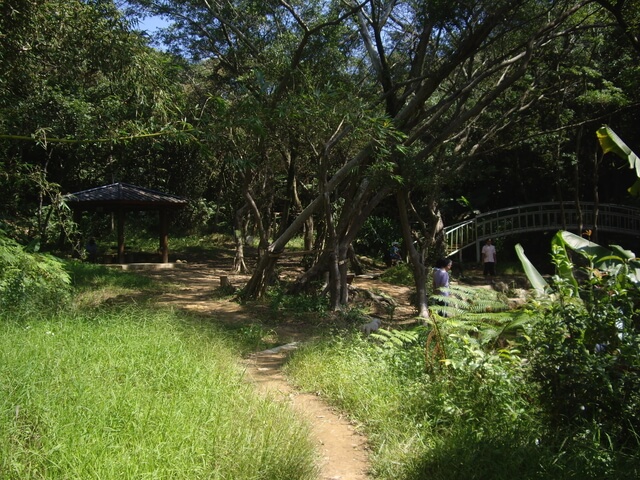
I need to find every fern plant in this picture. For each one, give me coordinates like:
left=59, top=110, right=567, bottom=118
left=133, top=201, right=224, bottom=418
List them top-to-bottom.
left=0, top=230, right=71, bottom=315
left=364, top=284, right=531, bottom=374
left=426, top=284, right=531, bottom=371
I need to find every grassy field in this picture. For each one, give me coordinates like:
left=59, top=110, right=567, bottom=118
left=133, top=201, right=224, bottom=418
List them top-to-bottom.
left=3, top=235, right=640, bottom=480
left=0, top=264, right=317, bottom=479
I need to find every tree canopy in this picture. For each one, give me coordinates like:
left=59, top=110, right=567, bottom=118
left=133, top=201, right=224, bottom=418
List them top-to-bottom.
left=2, top=0, right=640, bottom=313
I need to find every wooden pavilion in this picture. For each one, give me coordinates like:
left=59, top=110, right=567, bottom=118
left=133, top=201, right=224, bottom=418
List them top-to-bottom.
left=65, top=183, right=188, bottom=263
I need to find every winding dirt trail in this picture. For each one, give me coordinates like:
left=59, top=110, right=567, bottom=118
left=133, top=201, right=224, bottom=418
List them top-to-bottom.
left=132, top=259, right=415, bottom=480
left=244, top=346, right=370, bottom=480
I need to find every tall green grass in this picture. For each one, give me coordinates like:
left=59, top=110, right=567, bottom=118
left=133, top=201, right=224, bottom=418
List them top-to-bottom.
left=0, top=308, right=317, bottom=479
left=283, top=332, right=568, bottom=480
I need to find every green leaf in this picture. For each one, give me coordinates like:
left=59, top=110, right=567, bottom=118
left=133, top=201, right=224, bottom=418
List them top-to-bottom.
left=597, top=125, right=640, bottom=177
left=628, top=178, right=640, bottom=196
left=558, top=230, right=613, bottom=262
left=554, top=231, right=640, bottom=284
left=557, top=231, right=629, bottom=271
left=551, top=232, right=579, bottom=292
left=515, top=243, right=548, bottom=295
left=609, top=245, right=636, bottom=261
left=628, top=259, right=640, bottom=285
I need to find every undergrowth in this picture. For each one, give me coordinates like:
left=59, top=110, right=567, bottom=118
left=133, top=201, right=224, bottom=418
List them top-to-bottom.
left=285, top=278, right=640, bottom=479
left=284, top=329, right=543, bottom=480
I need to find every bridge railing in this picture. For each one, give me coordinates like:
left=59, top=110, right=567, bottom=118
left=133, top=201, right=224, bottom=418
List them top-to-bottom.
left=444, top=202, right=640, bottom=258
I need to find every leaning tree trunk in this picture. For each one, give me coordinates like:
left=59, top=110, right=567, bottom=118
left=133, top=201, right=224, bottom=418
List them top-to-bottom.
left=289, top=180, right=392, bottom=297
left=397, top=188, right=430, bottom=319
left=242, top=193, right=326, bottom=299
left=242, top=253, right=281, bottom=298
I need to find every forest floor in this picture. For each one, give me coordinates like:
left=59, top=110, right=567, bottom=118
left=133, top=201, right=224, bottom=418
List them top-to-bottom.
left=123, top=250, right=514, bottom=480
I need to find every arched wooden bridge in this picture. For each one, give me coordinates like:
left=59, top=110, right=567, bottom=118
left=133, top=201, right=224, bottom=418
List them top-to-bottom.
left=445, top=202, right=640, bottom=261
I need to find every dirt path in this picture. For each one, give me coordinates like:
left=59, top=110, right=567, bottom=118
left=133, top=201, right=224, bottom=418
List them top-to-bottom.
left=134, top=260, right=416, bottom=480
left=244, top=346, right=370, bottom=480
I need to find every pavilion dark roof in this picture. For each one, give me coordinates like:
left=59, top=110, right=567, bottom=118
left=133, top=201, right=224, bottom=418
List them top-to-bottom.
left=66, top=183, right=187, bottom=211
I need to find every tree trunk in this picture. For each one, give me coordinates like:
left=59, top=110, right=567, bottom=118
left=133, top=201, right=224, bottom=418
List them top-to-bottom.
left=590, top=132, right=602, bottom=243
left=242, top=147, right=373, bottom=299
left=288, top=181, right=391, bottom=297
left=397, top=188, right=430, bottom=319
left=241, top=192, right=325, bottom=298
left=322, top=192, right=342, bottom=310
left=407, top=194, right=445, bottom=266
left=233, top=204, right=250, bottom=273
left=338, top=241, right=351, bottom=305
left=347, top=244, right=364, bottom=276
left=328, top=249, right=341, bottom=310
left=289, top=250, right=330, bottom=294
left=242, top=253, right=280, bottom=298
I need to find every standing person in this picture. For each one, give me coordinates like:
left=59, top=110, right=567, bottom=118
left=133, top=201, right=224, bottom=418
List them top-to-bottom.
left=85, top=237, right=98, bottom=263
left=482, top=238, right=497, bottom=276
left=386, top=241, right=402, bottom=266
left=433, top=258, right=452, bottom=296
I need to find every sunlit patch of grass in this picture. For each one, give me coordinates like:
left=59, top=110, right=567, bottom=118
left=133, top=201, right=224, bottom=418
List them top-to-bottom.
left=285, top=236, right=306, bottom=250
left=65, top=261, right=169, bottom=309
left=66, top=261, right=158, bottom=290
left=379, top=262, right=414, bottom=286
left=0, top=308, right=317, bottom=479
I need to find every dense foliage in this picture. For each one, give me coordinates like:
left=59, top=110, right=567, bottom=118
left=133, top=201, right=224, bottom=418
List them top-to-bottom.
left=3, top=0, right=639, bottom=310
left=0, top=231, right=71, bottom=314
left=522, top=232, right=640, bottom=470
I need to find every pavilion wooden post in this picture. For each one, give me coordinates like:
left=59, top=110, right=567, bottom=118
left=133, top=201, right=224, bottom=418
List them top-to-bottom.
left=117, top=209, right=126, bottom=264
left=159, top=209, right=169, bottom=263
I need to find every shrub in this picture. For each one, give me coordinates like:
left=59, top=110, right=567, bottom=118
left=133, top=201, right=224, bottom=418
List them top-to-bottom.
left=355, top=215, right=401, bottom=259
left=519, top=231, right=640, bottom=473
left=0, top=232, right=71, bottom=315
left=379, top=262, right=413, bottom=285
left=528, top=275, right=640, bottom=450
left=266, top=285, right=329, bottom=317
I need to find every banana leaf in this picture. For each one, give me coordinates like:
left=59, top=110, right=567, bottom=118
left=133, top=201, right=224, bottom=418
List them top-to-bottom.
left=597, top=125, right=640, bottom=195
left=597, top=125, right=640, bottom=173
left=551, top=231, right=579, bottom=292
left=557, top=231, right=640, bottom=286
left=558, top=231, right=615, bottom=262
left=515, top=243, right=549, bottom=295
left=609, top=244, right=636, bottom=261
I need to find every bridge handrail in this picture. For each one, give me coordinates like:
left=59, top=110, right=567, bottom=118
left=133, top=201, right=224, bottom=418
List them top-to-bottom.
left=444, top=202, right=640, bottom=258
left=446, top=202, right=640, bottom=232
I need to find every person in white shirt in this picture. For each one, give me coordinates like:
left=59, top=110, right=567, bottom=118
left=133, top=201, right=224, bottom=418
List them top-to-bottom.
left=482, top=238, right=497, bottom=276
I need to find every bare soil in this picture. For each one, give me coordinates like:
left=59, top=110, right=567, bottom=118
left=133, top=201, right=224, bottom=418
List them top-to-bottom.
left=130, top=254, right=418, bottom=480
